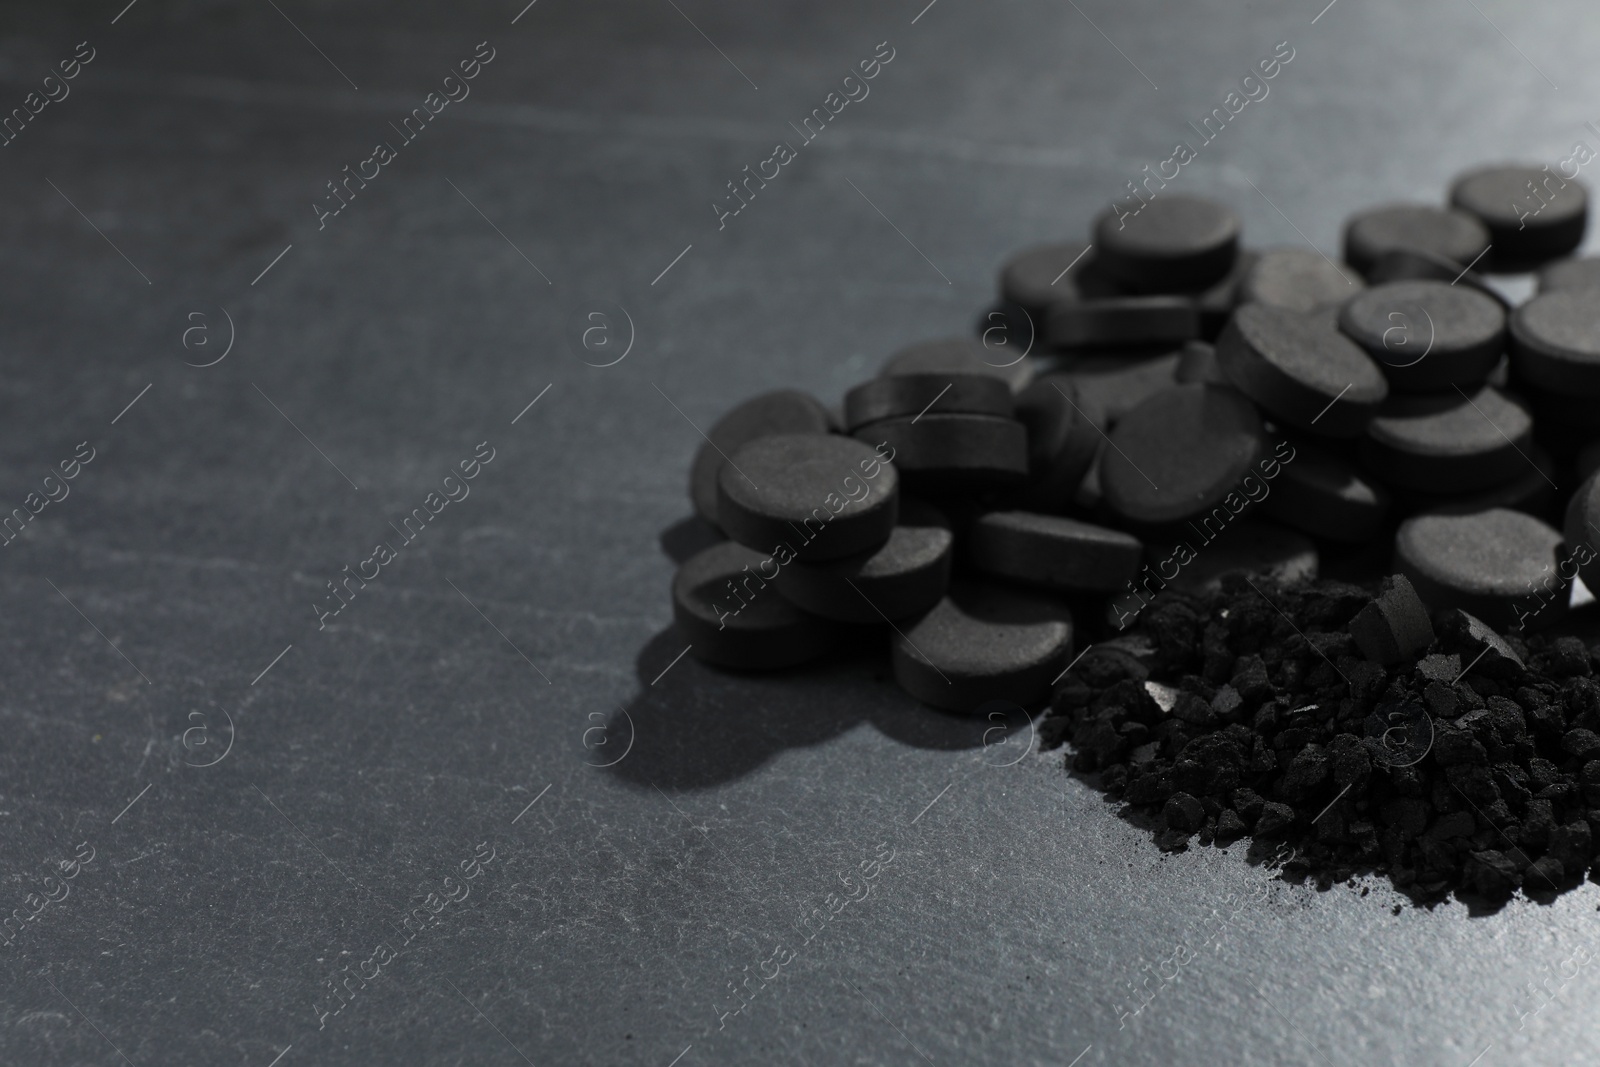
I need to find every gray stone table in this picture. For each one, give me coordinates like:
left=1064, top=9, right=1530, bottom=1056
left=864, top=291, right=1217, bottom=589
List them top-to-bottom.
left=0, top=0, right=1596, bottom=1063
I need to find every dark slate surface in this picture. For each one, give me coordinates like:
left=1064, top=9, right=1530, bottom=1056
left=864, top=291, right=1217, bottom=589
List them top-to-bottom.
left=0, top=1, right=1597, bottom=1064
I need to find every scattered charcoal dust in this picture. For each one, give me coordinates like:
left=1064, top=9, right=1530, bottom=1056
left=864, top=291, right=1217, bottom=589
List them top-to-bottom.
left=1040, top=574, right=1600, bottom=910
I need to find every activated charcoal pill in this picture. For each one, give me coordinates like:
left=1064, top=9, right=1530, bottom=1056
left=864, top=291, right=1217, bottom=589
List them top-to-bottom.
left=1449, top=164, right=1587, bottom=268
left=1092, top=195, right=1241, bottom=293
left=1342, top=203, right=1490, bottom=277
left=999, top=240, right=1121, bottom=317
left=1240, top=247, right=1361, bottom=312
left=1537, top=256, right=1600, bottom=294
left=1338, top=280, right=1505, bottom=392
left=1510, top=291, right=1600, bottom=397
left=1045, top=295, right=1200, bottom=350
left=1217, top=303, right=1387, bottom=438
left=881, top=337, right=1032, bottom=392
left=844, top=372, right=1013, bottom=431
left=1011, top=376, right=1102, bottom=512
left=1100, top=383, right=1265, bottom=526
left=1359, top=386, right=1534, bottom=494
left=689, top=390, right=832, bottom=528
left=854, top=414, right=1029, bottom=486
left=717, top=434, right=899, bottom=562
left=1260, top=437, right=1389, bottom=542
left=1564, top=469, right=1600, bottom=596
left=771, top=498, right=952, bottom=623
left=1394, top=508, right=1566, bottom=632
left=968, top=510, right=1142, bottom=593
left=673, top=541, right=835, bottom=669
left=891, top=580, right=1073, bottom=711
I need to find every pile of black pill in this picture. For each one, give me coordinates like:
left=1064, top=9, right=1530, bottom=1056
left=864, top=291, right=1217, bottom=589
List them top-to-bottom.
left=672, top=163, right=1600, bottom=899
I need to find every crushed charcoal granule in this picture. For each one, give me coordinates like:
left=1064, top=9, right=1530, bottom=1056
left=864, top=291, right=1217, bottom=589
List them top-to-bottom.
left=1040, top=573, right=1600, bottom=907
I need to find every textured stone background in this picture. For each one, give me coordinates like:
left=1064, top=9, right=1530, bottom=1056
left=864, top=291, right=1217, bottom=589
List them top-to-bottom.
left=0, top=1, right=1597, bottom=1063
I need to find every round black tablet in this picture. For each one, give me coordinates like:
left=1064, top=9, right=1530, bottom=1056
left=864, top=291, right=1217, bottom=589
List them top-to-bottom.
left=1450, top=164, right=1587, bottom=268
left=1091, top=195, right=1241, bottom=293
left=1342, top=204, right=1491, bottom=277
left=998, top=240, right=1122, bottom=316
left=1240, top=247, right=1362, bottom=312
left=1364, top=247, right=1507, bottom=309
left=1365, top=247, right=1467, bottom=285
left=1195, top=249, right=1258, bottom=339
left=1538, top=256, right=1600, bottom=294
left=1337, top=280, right=1506, bottom=392
left=1510, top=291, right=1600, bottom=396
left=1045, top=295, right=1201, bottom=350
left=1216, top=303, right=1388, bottom=438
left=881, top=337, right=1032, bottom=392
left=1174, top=340, right=1229, bottom=385
left=1057, top=351, right=1183, bottom=430
left=1487, top=353, right=1510, bottom=388
left=844, top=372, right=1012, bottom=433
left=1011, top=375, right=1102, bottom=511
left=1100, top=383, right=1266, bottom=525
left=1360, top=386, right=1533, bottom=494
left=688, top=390, right=832, bottom=528
left=853, top=414, right=1029, bottom=485
left=717, top=434, right=899, bottom=562
left=1260, top=437, right=1390, bottom=542
left=1391, top=445, right=1555, bottom=520
left=1075, top=449, right=1105, bottom=512
left=1565, top=469, right=1600, bottom=595
left=771, top=498, right=952, bottom=623
left=1394, top=508, right=1566, bottom=632
left=968, top=510, right=1142, bottom=592
left=1152, top=519, right=1318, bottom=594
left=672, top=541, right=835, bottom=669
left=1348, top=573, right=1435, bottom=666
left=891, top=580, right=1074, bottom=711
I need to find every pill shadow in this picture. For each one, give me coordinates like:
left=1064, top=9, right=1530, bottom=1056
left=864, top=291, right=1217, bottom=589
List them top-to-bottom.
left=659, top=515, right=725, bottom=565
left=601, top=625, right=1001, bottom=792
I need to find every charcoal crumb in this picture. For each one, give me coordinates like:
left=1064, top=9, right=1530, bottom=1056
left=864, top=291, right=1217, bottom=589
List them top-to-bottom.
left=1044, top=576, right=1600, bottom=908
left=1548, top=637, right=1593, bottom=678
left=1417, top=654, right=1460, bottom=684
left=1231, top=655, right=1274, bottom=704
left=1211, top=684, right=1243, bottom=720
left=1564, top=729, right=1600, bottom=761
left=1329, top=734, right=1371, bottom=787
left=1280, top=746, right=1330, bottom=800
left=1231, top=787, right=1265, bottom=825
left=1164, top=792, right=1206, bottom=831
left=1256, top=802, right=1296, bottom=836
left=1216, top=808, right=1247, bottom=841
left=1154, top=827, right=1194, bottom=852
left=1466, top=850, right=1520, bottom=899
left=1526, top=855, right=1565, bottom=891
